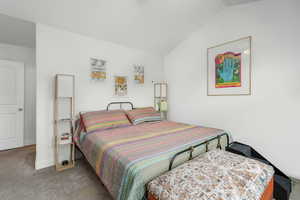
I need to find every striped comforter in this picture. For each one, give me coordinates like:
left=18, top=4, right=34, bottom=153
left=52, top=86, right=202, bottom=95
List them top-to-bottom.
left=74, top=120, right=228, bottom=200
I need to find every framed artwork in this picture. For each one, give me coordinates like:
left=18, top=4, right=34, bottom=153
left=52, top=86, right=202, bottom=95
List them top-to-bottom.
left=207, top=36, right=252, bottom=96
left=90, top=58, right=106, bottom=80
left=134, top=65, right=144, bottom=84
left=115, top=76, right=127, bottom=96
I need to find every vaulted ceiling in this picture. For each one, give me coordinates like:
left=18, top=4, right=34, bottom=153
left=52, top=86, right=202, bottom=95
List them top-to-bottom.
left=0, top=0, right=262, bottom=55
left=0, top=13, right=35, bottom=48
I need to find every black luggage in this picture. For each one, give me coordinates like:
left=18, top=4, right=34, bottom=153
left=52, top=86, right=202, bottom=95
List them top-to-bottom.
left=226, top=142, right=292, bottom=200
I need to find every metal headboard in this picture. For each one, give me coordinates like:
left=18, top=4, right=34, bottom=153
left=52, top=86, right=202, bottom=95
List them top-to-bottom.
left=106, top=102, right=134, bottom=111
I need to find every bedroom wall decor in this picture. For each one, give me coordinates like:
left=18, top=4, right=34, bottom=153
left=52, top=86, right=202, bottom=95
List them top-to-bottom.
left=207, top=36, right=252, bottom=96
left=90, top=58, right=106, bottom=80
left=134, top=65, right=144, bottom=84
left=115, top=76, right=128, bottom=96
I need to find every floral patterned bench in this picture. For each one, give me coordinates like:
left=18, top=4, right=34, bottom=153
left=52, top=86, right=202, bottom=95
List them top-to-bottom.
left=148, top=149, right=274, bottom=200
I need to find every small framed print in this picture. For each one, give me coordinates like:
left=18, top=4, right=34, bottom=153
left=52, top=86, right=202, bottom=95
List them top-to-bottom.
left=207, top=36, right=252, bottom=96
left=90, top=58, right=106, bottom=80
left=134, top=65, right=144, bottom=84
left=114, top=76, right=127, bottom=96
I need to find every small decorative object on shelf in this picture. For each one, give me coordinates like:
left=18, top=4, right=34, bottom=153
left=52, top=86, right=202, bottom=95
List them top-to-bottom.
left=54, top=74, right=75, bottom=171
left=154, top=82, right=168, bottom=120
left=59, top=133, right=72, bottom=145
left=62, top=160, right=69, bottom=166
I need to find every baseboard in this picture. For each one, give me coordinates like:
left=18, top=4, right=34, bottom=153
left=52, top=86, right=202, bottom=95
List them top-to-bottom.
left=0, top=144, right=36, bottom=152
left=22, top=144, right=36, bottom=149
left=35, top=158, right=54, bottom=170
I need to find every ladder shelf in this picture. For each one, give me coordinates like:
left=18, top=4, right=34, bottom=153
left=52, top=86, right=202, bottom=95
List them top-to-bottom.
left=54, top=74, right=75, bottom=171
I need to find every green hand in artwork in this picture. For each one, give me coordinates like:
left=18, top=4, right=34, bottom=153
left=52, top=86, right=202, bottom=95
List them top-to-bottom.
left=218, top=58, right=235, bottom=82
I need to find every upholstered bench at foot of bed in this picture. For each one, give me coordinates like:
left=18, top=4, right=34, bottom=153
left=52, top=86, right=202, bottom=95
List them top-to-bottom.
left=147, top=149, right=274, bottom=200
left=148, top=178, right=273, bottom=200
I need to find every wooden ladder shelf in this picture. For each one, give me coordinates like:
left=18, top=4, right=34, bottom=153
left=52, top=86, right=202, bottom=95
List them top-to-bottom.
left=54, top=74, right=75, bottom=171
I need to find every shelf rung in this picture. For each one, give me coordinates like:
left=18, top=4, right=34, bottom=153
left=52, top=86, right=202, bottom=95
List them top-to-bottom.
left=56, top=96, right=73, bottom=99
left=56, top=118, right=73, bottom=123
left=60, top=118, right=72, bottom=121
left=58, top=142, right=73, bottom=145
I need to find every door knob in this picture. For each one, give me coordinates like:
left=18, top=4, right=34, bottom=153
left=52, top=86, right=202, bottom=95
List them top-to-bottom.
left=18, top=108, right=23, bottom=111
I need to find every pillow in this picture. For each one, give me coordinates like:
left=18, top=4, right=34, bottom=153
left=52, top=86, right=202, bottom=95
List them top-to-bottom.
left=126, top=107, right=161, bottom=125
left=80, top=110, right=131, bottom=133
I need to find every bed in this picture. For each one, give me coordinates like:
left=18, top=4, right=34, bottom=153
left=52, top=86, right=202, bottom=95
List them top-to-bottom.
left=74, top=102, right=230, bottom=200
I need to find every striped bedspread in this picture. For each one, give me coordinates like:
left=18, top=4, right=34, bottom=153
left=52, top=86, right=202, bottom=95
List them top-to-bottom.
left=75, top=120, right=228, bottom=200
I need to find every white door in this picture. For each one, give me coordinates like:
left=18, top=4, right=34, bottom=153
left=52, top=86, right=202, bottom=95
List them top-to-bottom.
left=0, top=60, right=24, bottom=150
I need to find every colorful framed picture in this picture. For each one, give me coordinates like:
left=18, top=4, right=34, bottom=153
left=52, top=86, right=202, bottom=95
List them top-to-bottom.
left=207, top=36, right=252, bottom=96
left=90, top=58, right=106, bottom=80
left=134, top=65, right=144, bottom=84
left=114, top=76, right=127, bottom=96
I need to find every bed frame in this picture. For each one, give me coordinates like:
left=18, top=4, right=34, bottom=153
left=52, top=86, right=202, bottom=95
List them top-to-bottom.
left=106, top=101, right=134, bottom=110
left=77, top=102, right=232, bottom=199
left=105, top=102, right=231, bottom=171
left=169, top=132, right=230, bottom=170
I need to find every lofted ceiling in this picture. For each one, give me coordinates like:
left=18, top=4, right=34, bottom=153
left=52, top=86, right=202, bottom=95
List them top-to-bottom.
left=0, top=0, right=262, bottom=55
left=0, top=13, right=35, bottom=48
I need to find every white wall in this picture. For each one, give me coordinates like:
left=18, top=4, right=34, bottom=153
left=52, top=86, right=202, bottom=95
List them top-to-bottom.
left=164, top=0, right=300, bottom=179
left=35, top=24, right=164, bottom=169
left=0, top=43, right=36, bottom=146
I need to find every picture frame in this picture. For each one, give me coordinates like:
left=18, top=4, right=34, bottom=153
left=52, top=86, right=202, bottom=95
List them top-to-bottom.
left=207, top=36, right=252, bottom=96
left=90, top=58, right=106, bottom=81
left=134, top=65, right=144, bottom=84
left=114, top=76, right=128, bottom=96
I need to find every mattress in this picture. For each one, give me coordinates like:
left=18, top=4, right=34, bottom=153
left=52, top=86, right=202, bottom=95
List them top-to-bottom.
left=74, top=120, right=229, bottom=200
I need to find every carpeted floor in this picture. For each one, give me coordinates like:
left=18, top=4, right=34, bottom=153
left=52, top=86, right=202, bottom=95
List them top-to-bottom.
left=0, top=146, right=299, bottom=200
left=0, top=146, right=111, bottom=200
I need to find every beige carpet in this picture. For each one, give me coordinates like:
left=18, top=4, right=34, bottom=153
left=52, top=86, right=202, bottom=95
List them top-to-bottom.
left=0, top=146, right=299, bottom=200
left=0, top=146, right=111, bottom=200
